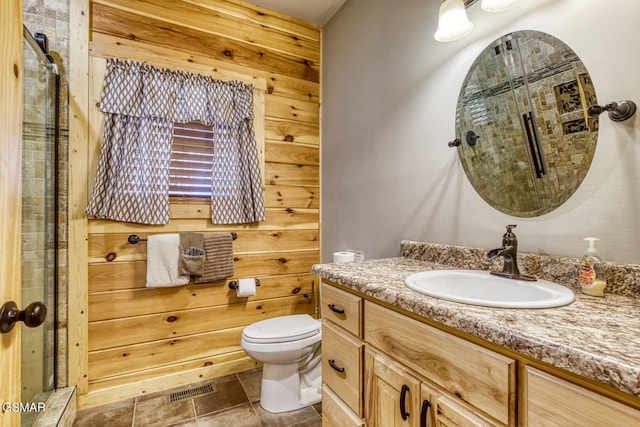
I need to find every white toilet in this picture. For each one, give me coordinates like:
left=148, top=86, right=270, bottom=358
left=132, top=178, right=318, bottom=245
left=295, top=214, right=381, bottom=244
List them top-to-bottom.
left=241, top=314, right=322, bottom=413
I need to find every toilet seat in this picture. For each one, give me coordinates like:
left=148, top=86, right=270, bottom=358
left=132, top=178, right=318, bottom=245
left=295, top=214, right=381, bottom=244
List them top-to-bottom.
left=242, top=314, right=320, bottom=344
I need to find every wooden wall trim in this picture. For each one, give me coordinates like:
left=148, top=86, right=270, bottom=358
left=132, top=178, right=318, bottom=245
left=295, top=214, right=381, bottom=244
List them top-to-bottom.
left=68, top=0, right=91, bottom=395
left=0, top=1, right=24, bottom=424
left=78, top=352, right=257, bottom=409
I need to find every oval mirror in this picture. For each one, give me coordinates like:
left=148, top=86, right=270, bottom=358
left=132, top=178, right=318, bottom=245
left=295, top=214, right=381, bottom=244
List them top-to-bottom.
left=455, top=30, right=598, bottom=217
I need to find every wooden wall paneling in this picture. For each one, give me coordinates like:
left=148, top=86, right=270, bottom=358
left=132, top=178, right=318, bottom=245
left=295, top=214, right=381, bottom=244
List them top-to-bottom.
left=69, top=0, right=91, bottom=395
left=78, top=0, right=321, bottom=406
left=93, top=0, right=320, bottom=61
left=182, top=0, right=321, bottom=42
left=90, top=3, right=319, bottom=82
left=90, top=32, right=321, bottom=103
left=90, top=33, right=267, bottom=89
left=266, top=74, right=320, bottom=103
left=265, top=94, right=320, bottom=123
left=265, top=119, right=319, bottom=145
left=265, top=141, right=319, bottom=165
left=265, top=163, right=320, bottom=186
left=264, top=184, right=319, bottom=209
left=88, top=208, right=319, bottom=230
left=88, top=229, right=319, bottom=263
left=87, top=250, right=319, bottom=294
left=233, top=250, right=320, bottom=277
left=88, top=260, right=146, bottom=292
left=88, top=262, right=316, bottom=295
left=88, top=272, right=317, bottom=319
left=88, top=294, right=315, bottom=351
left=88, top=327, right=245, bottom=380
left=79, top=351, right=257, bottom=409
left=87, top=351, right=256, bottom=393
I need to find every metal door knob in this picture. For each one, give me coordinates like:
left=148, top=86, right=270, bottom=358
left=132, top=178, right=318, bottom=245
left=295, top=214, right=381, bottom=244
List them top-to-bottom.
left=0, top=301, right=47, bottom=333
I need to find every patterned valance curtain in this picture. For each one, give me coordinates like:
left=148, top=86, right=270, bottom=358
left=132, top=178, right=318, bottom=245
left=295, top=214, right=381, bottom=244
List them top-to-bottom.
left=85, top=58, right=265, bottom=224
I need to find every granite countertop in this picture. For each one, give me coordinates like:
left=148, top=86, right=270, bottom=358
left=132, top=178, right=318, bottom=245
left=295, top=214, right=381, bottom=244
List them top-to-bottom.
left=312, top=257, right=640, bottom=398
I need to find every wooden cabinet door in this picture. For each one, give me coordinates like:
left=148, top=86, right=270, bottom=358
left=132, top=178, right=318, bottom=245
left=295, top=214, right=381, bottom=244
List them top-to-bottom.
left=365, top=301, right=515, bottom=425
left=365, top=348, right=422, bottom=427
left=524, top=367, right=640, bottom=427
left=422, top=382, right=500, bottom=427
left=437, top=395, right=501, bottom=427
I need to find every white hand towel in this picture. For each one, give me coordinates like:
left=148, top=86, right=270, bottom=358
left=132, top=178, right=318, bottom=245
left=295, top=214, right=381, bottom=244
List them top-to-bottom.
left=146, top=234, right=190, bottom=287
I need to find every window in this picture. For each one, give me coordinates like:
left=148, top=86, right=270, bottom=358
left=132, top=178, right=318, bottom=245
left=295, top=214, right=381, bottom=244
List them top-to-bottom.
left=169, top=122, right=214, bottom=198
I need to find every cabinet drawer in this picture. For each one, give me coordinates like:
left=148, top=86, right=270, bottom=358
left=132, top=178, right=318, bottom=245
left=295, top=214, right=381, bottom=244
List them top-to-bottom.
left=321, top=282, right=362, bottom=337
left=364, top=301, right=515, bottom=425
left=322, top=319, right=363, bottom=417
left=524, top=367, right=640, bottom=426
left=322, top=386, right=365, bottom=427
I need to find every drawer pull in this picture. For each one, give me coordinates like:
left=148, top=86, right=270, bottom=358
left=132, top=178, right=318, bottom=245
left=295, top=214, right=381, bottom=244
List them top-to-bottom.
left=327, top=304, right=345, bottom=314
left=328, top=359, right=345, bottom=373
left=400, top=384, right=410, bottom=420
left=420, top=400, right=432, bottom=427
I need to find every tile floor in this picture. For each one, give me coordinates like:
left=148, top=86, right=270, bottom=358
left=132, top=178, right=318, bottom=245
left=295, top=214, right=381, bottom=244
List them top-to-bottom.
left=72, top=369, right=322, bottom=427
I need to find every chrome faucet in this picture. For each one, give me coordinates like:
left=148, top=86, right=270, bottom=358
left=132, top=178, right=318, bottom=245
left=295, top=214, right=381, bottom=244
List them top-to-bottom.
left=487, top=225, right=536, bottom=281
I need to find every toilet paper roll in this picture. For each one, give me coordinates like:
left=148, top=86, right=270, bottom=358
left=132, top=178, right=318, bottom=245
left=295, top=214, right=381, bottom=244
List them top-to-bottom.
left=333, top=251, right=355, bottom=263
left=236, top=278, right=257, bottom=297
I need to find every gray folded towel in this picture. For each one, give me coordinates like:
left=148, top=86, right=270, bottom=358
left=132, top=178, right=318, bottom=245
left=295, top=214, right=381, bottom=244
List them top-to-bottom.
left=179, top=233, right=205, bottom=277
left=194, top=233, right=234, bottom=284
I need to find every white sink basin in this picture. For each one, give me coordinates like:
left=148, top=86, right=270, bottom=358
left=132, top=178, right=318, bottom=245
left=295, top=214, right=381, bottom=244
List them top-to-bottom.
left=404, top=269, right=574, bottom=308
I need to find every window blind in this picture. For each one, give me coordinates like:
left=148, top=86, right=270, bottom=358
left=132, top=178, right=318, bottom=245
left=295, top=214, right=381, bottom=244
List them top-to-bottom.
left=169, top=122, right=214, bottom=198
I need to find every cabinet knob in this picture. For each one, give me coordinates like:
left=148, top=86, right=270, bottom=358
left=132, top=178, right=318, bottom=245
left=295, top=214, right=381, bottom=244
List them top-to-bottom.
left=0, top=301, right=47, bottom=333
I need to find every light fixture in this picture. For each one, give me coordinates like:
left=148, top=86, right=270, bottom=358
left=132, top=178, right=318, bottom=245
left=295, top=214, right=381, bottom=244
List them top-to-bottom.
left=434, top=0, right=474, bottom=43
left=481, top=0, right=521, bottom=13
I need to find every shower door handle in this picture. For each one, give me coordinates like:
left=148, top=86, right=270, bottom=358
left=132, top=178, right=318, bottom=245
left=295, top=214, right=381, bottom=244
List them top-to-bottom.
left=0, top=301, right=47, bottom=333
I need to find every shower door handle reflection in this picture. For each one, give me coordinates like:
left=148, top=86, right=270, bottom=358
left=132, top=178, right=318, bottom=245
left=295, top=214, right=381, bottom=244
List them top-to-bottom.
left=0, top=300, right=47, bottom=333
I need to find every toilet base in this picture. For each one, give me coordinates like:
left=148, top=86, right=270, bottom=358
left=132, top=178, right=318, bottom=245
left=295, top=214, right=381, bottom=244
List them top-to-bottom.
left=260, top=363, right=322, bottom=413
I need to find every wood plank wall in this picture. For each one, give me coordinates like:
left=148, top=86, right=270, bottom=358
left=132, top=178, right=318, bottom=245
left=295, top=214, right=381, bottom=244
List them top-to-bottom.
left=70, top=0, right=321, bottom=409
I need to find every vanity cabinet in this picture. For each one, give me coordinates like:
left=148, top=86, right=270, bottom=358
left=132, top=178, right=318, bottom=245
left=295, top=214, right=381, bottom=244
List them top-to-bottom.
left=320, top=281, right=640, bottom=427
left=320, top=283, right=364, bottom=425
left=364, top=301, right=513, bottom=426
left=365, top=347, right=498, bottom=427
left=522, top=367, right=640, bottom=426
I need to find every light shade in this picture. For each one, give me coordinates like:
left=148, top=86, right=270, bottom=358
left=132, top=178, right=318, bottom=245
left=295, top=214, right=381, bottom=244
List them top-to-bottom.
left=434, top=0, right=474, bottom=42
left=481, top=0, right=521, bottom=13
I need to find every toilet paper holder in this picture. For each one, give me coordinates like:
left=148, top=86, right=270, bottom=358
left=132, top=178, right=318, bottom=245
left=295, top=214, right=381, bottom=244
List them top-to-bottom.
left=228, top=279, right=261, bottom=290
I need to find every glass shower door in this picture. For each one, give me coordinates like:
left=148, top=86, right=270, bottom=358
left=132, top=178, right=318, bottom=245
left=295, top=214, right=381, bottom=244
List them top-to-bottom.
left=21, top=27, right=59, bottom=426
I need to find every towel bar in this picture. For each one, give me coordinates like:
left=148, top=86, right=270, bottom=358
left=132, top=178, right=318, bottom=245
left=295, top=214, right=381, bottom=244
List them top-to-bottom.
left=128, top=232, right=237, bottom=245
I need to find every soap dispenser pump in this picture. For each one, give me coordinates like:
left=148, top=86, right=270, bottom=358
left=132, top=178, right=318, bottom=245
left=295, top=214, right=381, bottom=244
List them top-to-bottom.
left=579, top=237, right=607, bottom=297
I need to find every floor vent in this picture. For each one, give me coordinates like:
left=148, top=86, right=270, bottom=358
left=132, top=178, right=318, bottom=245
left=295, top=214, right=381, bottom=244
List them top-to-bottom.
left=169, top=384, right=216, bottom=402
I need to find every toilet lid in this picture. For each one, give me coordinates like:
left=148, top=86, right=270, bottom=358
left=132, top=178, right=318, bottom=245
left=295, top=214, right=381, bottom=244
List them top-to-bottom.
left=242, top=314, right=320, bottom=344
